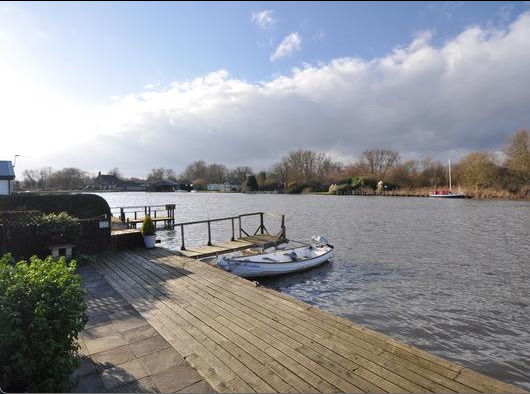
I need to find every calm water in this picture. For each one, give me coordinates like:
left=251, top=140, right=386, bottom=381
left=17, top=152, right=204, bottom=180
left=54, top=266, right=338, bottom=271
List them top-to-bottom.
left=98, top=192, right=530, bottom=389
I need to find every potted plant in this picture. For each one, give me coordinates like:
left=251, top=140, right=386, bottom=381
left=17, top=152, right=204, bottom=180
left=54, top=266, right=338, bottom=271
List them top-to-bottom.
left=141, top=215, right=156, bottom=248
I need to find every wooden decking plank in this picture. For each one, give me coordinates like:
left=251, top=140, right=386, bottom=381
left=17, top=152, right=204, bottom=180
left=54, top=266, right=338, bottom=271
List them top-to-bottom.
left=156, top=247, right=461, bottom=380
left=153, top=248, right=459, bottom=376
left=156, top=248, right=470, bottom=384
left=96, top=250, right=527, bottom=394
left=117, top=250, right=345, bottom=393
left=119, top=250, right=376, bottom=393
left=144, top=250, right=445, bottom=392
left=132, top=251, right=434, bottom=393
left=147, top=251, right=463, bottom=392
left=115, top=253, right=300, bottom=393
left=101, top=255, right=278, bottom=393
left=179, top=255, right=460, bottom=382
left=96, top=256, right=257, bottom=393
left=95, top=257, right=252, bottom=393
left=260, top=283, right=463, bottom=373
left=455, top=368, right=527, bottom=393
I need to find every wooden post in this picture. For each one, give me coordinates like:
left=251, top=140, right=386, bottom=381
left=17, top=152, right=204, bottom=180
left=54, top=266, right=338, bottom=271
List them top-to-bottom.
left=120, top=208, right=125, bottom=223
left=134, top=211, right=137, bottom=220
left=260, top=212, right=264, bottom=234
left=281, top=214, right=286, bottom=239
left=238, top=216, right=242, bottom=239
left=231, top=218, right=235, bottom=241
left=207, top=221, right=212, bottom=246
left=180, top=225, right=186, bottom=250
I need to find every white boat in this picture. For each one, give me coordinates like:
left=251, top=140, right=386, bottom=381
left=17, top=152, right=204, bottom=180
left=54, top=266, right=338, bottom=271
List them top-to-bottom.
left=429, top=158, right=466, bottom=198
left=210, top=236, right=333, bottom=278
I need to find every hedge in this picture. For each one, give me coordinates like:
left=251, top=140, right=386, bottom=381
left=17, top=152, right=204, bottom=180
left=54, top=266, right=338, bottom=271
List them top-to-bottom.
left=0, top=193, right=111, bottom=219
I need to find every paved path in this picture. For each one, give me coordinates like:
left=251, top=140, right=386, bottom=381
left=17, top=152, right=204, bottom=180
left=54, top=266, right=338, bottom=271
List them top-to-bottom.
left=91, top=248, right=526, bottom=393
left=70, top=264, right=215, bottom=393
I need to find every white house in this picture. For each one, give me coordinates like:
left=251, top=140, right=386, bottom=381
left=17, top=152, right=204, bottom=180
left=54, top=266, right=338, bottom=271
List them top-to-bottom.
left=0, top=161, right=15, bottom=196
left=207, top=182, right=241, bottom=192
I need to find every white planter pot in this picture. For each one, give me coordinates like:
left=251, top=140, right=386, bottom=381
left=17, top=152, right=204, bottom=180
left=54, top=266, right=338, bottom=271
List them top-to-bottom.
left=143, top=234, right=156, bottom=248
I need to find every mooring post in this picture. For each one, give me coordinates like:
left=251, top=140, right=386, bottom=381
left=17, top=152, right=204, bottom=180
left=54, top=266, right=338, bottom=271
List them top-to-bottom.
left=120, top=207, right=125, bottom=223
left=260, top=212, right=264, bottom=234
left=281, top=214, right=286, bottom=239
left=238, top=216, right=242, bottom=239
left=231, top=218, right=235, bottom=241
left=207, top=221, right=212, bottom=246
left=180, top=224, right=186, bottom=250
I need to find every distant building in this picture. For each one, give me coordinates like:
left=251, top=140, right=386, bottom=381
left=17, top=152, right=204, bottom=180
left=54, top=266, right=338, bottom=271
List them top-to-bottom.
left=0, top=161, right=15, bottom=196
left=92, top=172, right=146, bottom=191
left=94, top=172, right=121, bottom=190
left=147, top=179, right=179, bottom=192
left=207, top=182, right=241, bottom=192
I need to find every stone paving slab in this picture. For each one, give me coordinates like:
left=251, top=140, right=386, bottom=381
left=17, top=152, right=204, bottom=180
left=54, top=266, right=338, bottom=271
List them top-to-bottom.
left=70, top=264, right=215, bottom=393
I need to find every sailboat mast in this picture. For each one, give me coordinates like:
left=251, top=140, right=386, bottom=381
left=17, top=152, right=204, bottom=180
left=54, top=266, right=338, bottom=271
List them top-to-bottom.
left=448, top=158, right=452, bottom=192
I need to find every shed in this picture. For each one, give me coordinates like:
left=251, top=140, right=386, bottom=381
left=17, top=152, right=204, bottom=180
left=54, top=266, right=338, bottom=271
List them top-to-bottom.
left=0, top=160, right=15, bottom=196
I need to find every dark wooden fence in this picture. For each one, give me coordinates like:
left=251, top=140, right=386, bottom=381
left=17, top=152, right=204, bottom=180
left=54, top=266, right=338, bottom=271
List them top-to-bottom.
left=0, top=210, right=111, bottom=259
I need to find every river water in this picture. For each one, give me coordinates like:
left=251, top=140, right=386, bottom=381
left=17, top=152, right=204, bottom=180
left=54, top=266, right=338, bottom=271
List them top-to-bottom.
left=98, top=192, right=530, bottom=389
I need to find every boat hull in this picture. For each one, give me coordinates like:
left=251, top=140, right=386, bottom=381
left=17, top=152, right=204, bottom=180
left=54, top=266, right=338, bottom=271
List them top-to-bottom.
left=429, top=193, right=466, bottom=198
left=217, top=246, right=333, bottom=278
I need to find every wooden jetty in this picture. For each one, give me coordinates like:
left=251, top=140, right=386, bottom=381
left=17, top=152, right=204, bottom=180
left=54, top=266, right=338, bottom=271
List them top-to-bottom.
left=111, top=204, right=176, bottom=229
left=173, top=212, right=286, bottom=259
left=93, top=248, right=526, bottom=393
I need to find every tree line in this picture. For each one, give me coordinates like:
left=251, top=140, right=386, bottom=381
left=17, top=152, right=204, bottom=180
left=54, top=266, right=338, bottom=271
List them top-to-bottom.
left=16, top=129, right=529, bottom=197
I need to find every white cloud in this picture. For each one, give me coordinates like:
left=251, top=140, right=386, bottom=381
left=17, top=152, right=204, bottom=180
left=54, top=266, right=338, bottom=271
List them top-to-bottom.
left=250, top=10, right=275, bottom=30
left=3, top=11, right=530, bottom=177
left=312, top=29, right=326, bottom=41
left=271, top=32, right=302, bottom=61
left=144, top=81, right=161, bottom=90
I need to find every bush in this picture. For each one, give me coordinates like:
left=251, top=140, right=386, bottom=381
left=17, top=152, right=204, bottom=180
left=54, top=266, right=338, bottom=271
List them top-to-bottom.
left=0, top=193, right=111, bottom=219
left=38, top=212, right=80, bottom=246
left=141, top=215, right=156, bottom=236
left=0, top=254, right=88, bottom=392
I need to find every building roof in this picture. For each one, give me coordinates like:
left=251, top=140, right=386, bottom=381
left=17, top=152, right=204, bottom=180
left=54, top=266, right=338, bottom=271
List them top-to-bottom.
left=0, top=161, right=15, bottom=179
left=94, top=174, right=121, bottom=184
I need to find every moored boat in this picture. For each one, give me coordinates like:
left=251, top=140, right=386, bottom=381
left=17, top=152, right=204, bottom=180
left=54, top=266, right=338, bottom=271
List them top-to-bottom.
left=429, top=158, right=466, bottom=198
left=208, top=236, right=333, bottom=278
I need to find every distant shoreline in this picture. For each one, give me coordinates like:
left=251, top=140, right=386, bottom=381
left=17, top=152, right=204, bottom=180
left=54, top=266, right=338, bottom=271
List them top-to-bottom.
left=10, top=189, right=529, bottom=201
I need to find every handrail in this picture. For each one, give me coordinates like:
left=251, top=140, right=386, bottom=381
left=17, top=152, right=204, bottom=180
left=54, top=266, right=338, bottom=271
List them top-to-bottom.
left=171, top=212, right=285, bottom=251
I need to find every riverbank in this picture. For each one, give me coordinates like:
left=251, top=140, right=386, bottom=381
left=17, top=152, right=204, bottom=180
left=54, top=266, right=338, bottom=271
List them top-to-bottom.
left=11, top=187, right=530, bottom=200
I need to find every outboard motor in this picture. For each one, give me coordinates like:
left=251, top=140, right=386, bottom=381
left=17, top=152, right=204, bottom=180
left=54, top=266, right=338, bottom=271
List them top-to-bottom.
left=311, top=235, right=334, bottom=249
left=312, top=235, right=328, bottom=246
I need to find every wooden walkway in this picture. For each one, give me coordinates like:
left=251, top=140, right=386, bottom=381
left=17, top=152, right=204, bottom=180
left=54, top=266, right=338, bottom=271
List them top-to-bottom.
left=176, top=234, right=283, bottom=259
left=93, top=248, right=526, bottom=393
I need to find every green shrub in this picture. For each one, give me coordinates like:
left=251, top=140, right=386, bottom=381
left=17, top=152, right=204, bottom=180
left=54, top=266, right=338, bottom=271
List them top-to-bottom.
left=351, top=177, right=364, bottom=190
left=38, top=212, right=80, bottom=246
left=141, top=215, right=156, bottom=236
left=0, top=254, right=88, bottom=392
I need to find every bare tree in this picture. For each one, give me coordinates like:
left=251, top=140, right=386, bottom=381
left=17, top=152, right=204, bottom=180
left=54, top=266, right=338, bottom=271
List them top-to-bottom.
left=359, top=149, right=400, bottom=180
left=182, top=160, right=208, bottom=181
left=206, top=163, right=228, bottom=183
left=228, top=166, right=253, bottom=184
left=108, top=167, right=122, bottom=178
left=147, top=167, right=165, bottom=181
left=164, top=168, right=178, bottom=181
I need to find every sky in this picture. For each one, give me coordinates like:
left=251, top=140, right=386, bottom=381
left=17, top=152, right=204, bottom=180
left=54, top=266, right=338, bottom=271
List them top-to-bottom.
left=1, top=1, right=530, bottom=178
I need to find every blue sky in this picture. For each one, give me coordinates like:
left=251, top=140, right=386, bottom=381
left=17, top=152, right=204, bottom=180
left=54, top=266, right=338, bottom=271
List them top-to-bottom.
left=1, top=1, right=530, bottom=177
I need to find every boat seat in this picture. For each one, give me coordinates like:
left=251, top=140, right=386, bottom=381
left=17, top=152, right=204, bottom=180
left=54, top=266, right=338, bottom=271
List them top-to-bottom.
left=263, top=257, right=279, bottom=262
